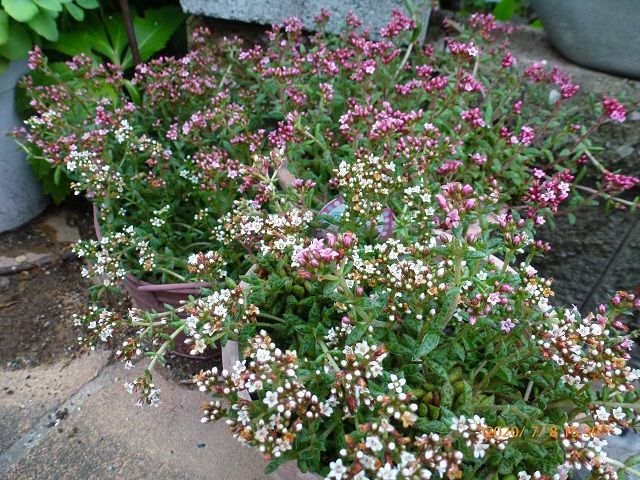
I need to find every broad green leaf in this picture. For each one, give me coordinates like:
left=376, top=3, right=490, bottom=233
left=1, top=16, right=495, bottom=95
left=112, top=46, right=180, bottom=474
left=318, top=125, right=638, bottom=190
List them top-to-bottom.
left=2, top=0, right=38, bottom=22
left=33, top=0, right=61, bottom=12
left=75, top=0, right=97, bottom=7
left=493, top=0, right=516, bottom=21
left=63, top=1, right=83, bottom=21
left=122, top=5, right=185, bottom=69
left=0, top=11, right=8, bottom=44
left=27, top=11, right=58, bottom=41
left=101, top=13, right=128, bottom=62
left=0, top=22, right=31, bottom=59
left=50, top=30, right=87, bottom=56
left=26, top=155, right=71, bottom=204
left=415, top=332, right=440, bottom=358
left=425, top=359, right=449, bottom=381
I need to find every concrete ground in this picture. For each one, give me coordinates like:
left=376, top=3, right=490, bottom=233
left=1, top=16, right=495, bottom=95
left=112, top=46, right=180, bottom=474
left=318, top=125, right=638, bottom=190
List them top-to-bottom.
left=1, top=22, right=640, bottom=480
left=0, top=353, right=297, bottom=480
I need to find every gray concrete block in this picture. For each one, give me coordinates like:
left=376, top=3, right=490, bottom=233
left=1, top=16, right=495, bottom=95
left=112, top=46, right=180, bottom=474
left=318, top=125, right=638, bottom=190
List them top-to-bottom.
left=179, top=0, right=431, bottom=38
left=532, top=0, right=640, bottom=79
left=0, top=61, right=49, bottom=233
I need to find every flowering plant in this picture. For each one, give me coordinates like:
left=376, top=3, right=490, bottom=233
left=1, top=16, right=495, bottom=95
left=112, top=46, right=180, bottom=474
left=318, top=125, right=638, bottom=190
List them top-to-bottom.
left=18, top=8, right=640, bottom=480
left=16, top=9, right=639, bottom=287
left=83, top=165, right=640, bottom=479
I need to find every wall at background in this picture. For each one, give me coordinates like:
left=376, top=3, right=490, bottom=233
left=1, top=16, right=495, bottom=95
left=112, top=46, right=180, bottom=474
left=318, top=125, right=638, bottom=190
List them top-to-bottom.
left=180, top=0, right=431, bottom=39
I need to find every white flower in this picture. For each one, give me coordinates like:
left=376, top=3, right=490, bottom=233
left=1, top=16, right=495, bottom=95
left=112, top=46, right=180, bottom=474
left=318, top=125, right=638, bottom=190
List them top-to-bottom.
left=354, top=341, right=370, bottom=356
left=255, top=348, right=271, bottom=363
left=263, top=391, right=279, bottom=408
left=594, top=406, right=610, bottom=422
left=612, top=407, right=626, bottom=420
left=450, top=415, right=468, bottom=433
left=365, top=435, right=384, bottom=452
left=473, top=442, right=489, bottom=458
left=399, top=451, right=416, bottom=466
left=360, top=454, right=376, bottom=469
left=327, top=459, right=348, bottom=479
left=378, top=464, right=398, bottom=479
left=517, top=473, right=531, bottom=480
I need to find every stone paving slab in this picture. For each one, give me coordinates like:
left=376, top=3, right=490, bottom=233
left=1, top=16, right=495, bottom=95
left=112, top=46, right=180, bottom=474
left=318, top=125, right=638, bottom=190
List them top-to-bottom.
left=0, top=351, right=110, bottom=453
left=2, top=361, right=271, bottom=480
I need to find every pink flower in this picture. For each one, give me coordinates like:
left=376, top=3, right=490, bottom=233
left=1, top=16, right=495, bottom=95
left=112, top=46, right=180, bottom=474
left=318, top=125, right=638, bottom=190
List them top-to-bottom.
left=313, top=8, right=331, bottom=25
left=28, top=46, right=45, bottom=71
left=501, top=52, right=517, bottom=69
left=319, top=82, right=334, bottom=102
left=560, top=82, right=579, bottom=99
left=602, top=96, right=626, bottom=123
left=512, top=100, right=523, bottom=115
left=461, top=108, right=485, bottom=128
left=519, top=125, right=535, bottom=147
left=470, top=153, right=487, bottom=165
left=602, top=170, right=640, bottom=194
left=501, top=318, right=516, bottom=333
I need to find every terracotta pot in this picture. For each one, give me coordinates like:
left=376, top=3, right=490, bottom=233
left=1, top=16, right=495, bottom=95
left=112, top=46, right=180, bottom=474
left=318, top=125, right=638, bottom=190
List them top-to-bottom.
left=92, top=205, right=215, bottom=360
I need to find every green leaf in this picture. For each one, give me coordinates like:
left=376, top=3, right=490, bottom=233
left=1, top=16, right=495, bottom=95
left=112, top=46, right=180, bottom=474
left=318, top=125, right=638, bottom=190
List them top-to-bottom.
left=2, top=0, right=38, bottom=22
left=33, top=0, right=61, bottom=12
left=74, top=0, right=97, bottom=7
left=493, top=0, right=516, bottom=21
left=63, top=1, right=83, bottom=21
left=122, top=5, right=185, bottom=69
left=0, top=11, right=8, bottom=44
left=27, top=11, right=58, bottom=41
left=530, top=19, right=543, bottom=29
left=0, top=22, right=31, bottom=59
left=50, top=30, right=88, bottom=56
left=0, top=55, right=8, bottom=73
left=123, top=79, right=140, bottom=104
left=26, top=156, right=71, bottom=204
left=345, top=323, right=367, bottom=345
left=415, top=332, right=440, bottom=359
left=452, top=343, right=465, bottom=361
left=425, top=359, right=449, bottom=381
left=440, top=381, right=454, bottom=408
left=414, top=419, right=448, bottom=434
left=625, top=454, right=640, bottom=467
left=264, top=457, right=286, bottom=475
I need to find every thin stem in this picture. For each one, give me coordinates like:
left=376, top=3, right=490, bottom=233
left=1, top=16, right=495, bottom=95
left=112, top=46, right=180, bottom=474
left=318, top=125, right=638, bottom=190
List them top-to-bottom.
left=119, top=0, right=141, bottom=66
left=393, top=42, right=413, bottom=80
left=574, top=185, right=638, bottom=209
left=418, top=244, right=462, bottom=340
left=157, top=267, right=186, bottom=282
left=257, top=312, right=286, bottom=324
left=147, top=325, right=186, bottom=371
left=318, top=338, right=340, bottom=371
left=523, top=380, right=534, bottom=402
left=590, top=401, right=640, bottom=409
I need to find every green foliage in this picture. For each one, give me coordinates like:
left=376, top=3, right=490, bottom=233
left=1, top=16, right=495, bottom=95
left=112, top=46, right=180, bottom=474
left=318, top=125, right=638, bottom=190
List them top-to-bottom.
left=0, top=0, right=99, bottom=71
left=50, top=5, right=185, bottom=69
left=26, top=155, right=71, bottom=203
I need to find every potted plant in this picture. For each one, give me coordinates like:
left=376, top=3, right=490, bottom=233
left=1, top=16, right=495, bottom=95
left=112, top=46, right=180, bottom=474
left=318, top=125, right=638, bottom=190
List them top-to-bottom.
left=531, top=0, right=640, bottom=79
left=36, top=9, right=640, bottom=479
